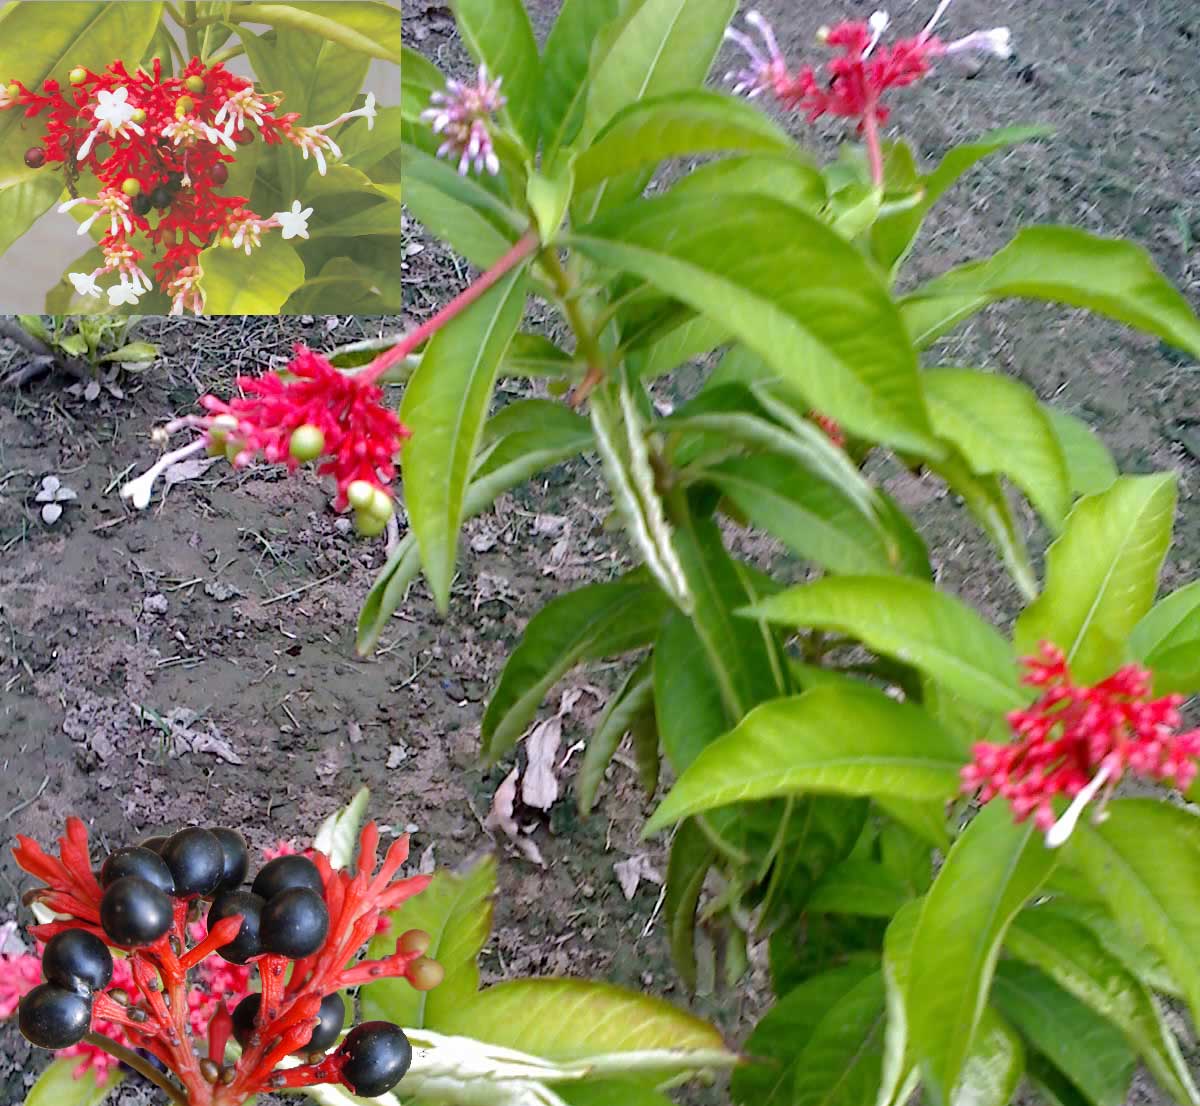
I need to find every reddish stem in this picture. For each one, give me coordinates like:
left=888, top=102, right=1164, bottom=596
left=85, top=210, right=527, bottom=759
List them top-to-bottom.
left=862, top=108, right=884, bottom=187
left=360, top=229, right=540, bottom=384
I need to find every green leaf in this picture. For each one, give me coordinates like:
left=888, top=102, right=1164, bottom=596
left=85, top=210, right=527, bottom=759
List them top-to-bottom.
left=449, top=0, right=540, bottom=152
left=538, top=0, right=624, bottom=159
left=232, top=2, right=399, bottom=61
left=401, top=44, right=446, bottom=125
left=574, top=90, right=795, bottom=192
left=871, top=125, right=1051, bottom=275
left=526, top=163, right=574, bottom=242
left=0, top=176, right=62, bottom=260
left=571, top=192, right=936, bottom=452
left=309, top=198, right=400, bottom=238
left=901, top=227, right=1200, bottom=357
left=197, top=235, right=304, bottom=313
left=400, top=267, right=527, bottom=613
left=626, top=315, right=730, bottom=379
left=99, top=341, right=159, bottom=363
left=924, top=368, right=1071, bottom=530
left=473, top=398, right=592, bottom=480
left=1046, top=409, right=1118, bottom=496
left=704, top=453, right=898, bottom=575
left=1014, top=474, right=1177, bottom=682
left=355, top=534, right=421, bottom=655
left=482, top=573, right=671, bottom=761
left=748, top=575, right=1023, bottom=713
left=1129, top=579, right=1200, bottom=694
left=577, top=657, right=654, bottom=814
left=645, top=685, right=967, bottom=834
left=312, top=786, right=370, bottom=869
left=1068, top=799, right=1200, bottom=1026
left=907, top=801, right=1058, bottom=1106
left=663, top=817, right=715, bottom=992
left=362, top=854, right=495, bottom=1030
left=807, top=859, right=911, bottom=918
left=878, top=900, right=922, bottom=1106
left=1006, top=904, right=1200, bottom=1105
left=990, top=960, right=1135, bottom=1106
left=732, top=961, right=880, bottom=1105
left=792, top=971, right=888, bottom=1106
left=439, top=978, right=727, bottom=1061
left=951, top=1008, right=1024, bottom=1106
left=25, top=1060, right=122, bottom=1106
left=560, top=1084, right=676, bottom=1106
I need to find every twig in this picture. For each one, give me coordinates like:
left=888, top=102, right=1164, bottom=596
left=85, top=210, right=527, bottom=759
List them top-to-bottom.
left=0, top=320, right=89, bottom=386
left=261, top=569, right=343, bottom=606
left=0, top=775, right=49, bottom=823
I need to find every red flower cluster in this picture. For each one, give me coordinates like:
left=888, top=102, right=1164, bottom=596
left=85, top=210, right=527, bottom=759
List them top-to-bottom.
left=1, top=57, right=373, bottom=313
left=962, top=643, right=1200, bottom=843
left=10, top=818, right=435, bottom=1104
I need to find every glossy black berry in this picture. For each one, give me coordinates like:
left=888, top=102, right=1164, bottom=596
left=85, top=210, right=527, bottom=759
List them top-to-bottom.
left=23, top=146, right=45, bottom=169
left=210, top=162, right=228, bottom=186
left=166, top=171, right=184, bottom=191
left=150, top=185, right=173, bottom=209
left=130, top=193, right=152, bottom=217
left=160, top=828, right=224, bottom=897
left=210, top=828, right=249, bottom=891
left=139, top=835, right=169, bottom=853
left=101, top=846, right=175, bottom=897
left=251, top=854, right=323, bottom=901
left=99, top=876, right=172, bottom=946
left=259, top=887, right=328, bottom=959
left=207, top=890, right=264, bottom=964
left=41, top=929, right=113, bottom=994
left=18, top=983, right=92, bottom=1049
left=230, top=992, right=261, bottom=1048
left=304, top=994, right=347, bottom=1055
left=338, top=1022, right=412, bottom=1097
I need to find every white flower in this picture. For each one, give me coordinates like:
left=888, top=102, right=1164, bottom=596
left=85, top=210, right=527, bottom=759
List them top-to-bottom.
left=945, top=26, right=1013, bottom=58
left=94, top=86, right=136, bottom=128
left=273, top=200, right=313, bottom=241
left=68, top=271, right=102, bottom=298
left=107, top=278, right=143, bottom=307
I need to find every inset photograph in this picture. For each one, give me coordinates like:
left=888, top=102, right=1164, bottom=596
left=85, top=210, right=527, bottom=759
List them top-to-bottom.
left=0, top=1, right=399, bottom=314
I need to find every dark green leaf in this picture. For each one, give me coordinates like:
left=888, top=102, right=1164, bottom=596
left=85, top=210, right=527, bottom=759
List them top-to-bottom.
left=402, top=44, right=446, bottom=124
left=669, top=151, right=825, bottom=211
left=577, top=657, right=654, bottom=814
left=663, top=818, right=715, bottom=992
left=807, top=858, right=910, bottom=917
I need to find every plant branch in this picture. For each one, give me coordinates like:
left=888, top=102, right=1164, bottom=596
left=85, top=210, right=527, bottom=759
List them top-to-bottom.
left=163, top=1, right=187, bottom=28
left=182, top=1, right=201, bottom=59
left=208, top=43, right=246, bottom=66
left=862, top=111, right=884, bottom=188
left=540, top=249, right=608, bottom=406
left=0, top=320, right=89, bottom=386
left=83, top=1033, right=190, bottom=1106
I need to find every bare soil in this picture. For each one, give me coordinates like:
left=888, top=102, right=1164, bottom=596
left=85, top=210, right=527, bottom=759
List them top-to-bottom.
left=2, top=0, right=1199, bottom=1102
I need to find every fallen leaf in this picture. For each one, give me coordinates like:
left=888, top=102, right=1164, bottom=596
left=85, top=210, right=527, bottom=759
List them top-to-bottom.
left=83, top=380, right=101, bottom=402
left=163, top=456, right=219, bottom=489
left=203, top=579, right=242, bottom=601
left=521, top=715, right=563, bottom=810
left=188, top=732, right=246, bottom=765
left=386, top=743, right=409, bottom=768
left=485, top=768, right=545, bottom=867
left=418, top=844, right=437, bottom=874
left=613, top=854, right=663, bottom=900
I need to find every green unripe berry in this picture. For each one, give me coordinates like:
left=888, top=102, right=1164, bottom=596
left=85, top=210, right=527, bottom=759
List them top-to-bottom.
left=68, top=67, right=87, bottom=86
left=184, top=75, right=206, bottom=94
left=6, top=82, right=19, bottom=99
left=175, top=95, right=194, bottom=117
left=130, top=108, right=147, bottom=124
left=121, top=178, right=141, bottom=198
left=218, top=234, right=234, bottom=249
left=547, top=379, right=570, bottom=397
left=288, top=424, right=325, bottom=462
left=225, top=439, right=245, bottom=465
left=346, top=480, right=375, bottom=511
left=365, top=487, right=394, bottom=523
left=354, top=511, right=388, bottom=538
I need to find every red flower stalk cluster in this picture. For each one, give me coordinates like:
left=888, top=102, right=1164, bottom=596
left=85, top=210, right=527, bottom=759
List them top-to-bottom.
left=1, top=57, right=375, bottom=314
left=962, top=643, right=1200, bottom=845
left=9, top=819, right=439, bottom=1104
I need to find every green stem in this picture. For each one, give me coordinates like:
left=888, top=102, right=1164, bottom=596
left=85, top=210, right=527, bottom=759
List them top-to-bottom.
left=163, top=1, right=187, bottom=27
left=182, top=1, right=201, bottom=59
left=163, top=30, right=187, bottom=69
left=208, top=42, right=246, bottom=66
left=540, top=248, right=608, bottom=400
left=82, top=1033, right=191, bottom=1106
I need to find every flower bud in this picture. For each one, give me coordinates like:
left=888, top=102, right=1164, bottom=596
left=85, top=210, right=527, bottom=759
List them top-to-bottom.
left=68, top=67, right=87, bottom=86
left=184, top=75, right=206, bottom=94
left=6, top=82, right=19, bottom=99
left=175, top=95, right=194, bottom=117
left=130, top=107, right=147, bottom=124
left=121, top=178, right=141, bottom=197
left=288, top=424, right=325, bottom=462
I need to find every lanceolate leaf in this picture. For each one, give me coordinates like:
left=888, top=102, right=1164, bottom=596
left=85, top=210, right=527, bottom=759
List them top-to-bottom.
left=449, top=0, right=540, bottom=152
left=401, top=44, right=445, bottom=124
left=573, top=90, right=796, bottom=192
left=669, top=151, right=826, bottom=210
left=571, top=193, right=937, bottom=452
left=901, top=226, right=1200, bottom=357
left=197, top=235, right=305, bottom=313
left=401, top=268, right=528, bottom=613
left=923, top=368, right=1071, bottom=530
left=472, top=399, right=592, bottom=482
left=1046, top=409, right=1118, bottom=496
left=1014, top=474, right=1177, bottom=683
left=482, top=573, right=671, bottom=761
left=747, top=575, right=1024, bottom=713
left=1128, top=578, right=1200, bottom=694
left=577, top=657, right=655, bottom=814
left=645, top=685, right=967, bottom=835
left=1068, top=800, right=1200, bottom=1027
left=906, top=801, right=1058, bottom=1106
left=663, top=817, right=715, bottom=992
left=362, top=855, right=496, bottom=1030
left=807, top=859, right=911, bottom=918
left=878, top=900, right=923, bottom=1106
left=1006, top=904, right=1200, bottom=1105
left=990, top=960, right=1135, bottom=1106
left=792, top=972, right=889, bottom=1106
left=438, top=978, right=727, bottom=1061
left=951, top=1008, right=1024, bottom=1106
left=25, top=1059, right=122, bottom=1106
left=561, top=1084, right=676, bottom=1106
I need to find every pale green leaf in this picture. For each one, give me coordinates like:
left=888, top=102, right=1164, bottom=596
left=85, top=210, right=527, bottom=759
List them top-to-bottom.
left=197, top=235, right=305, bottom=313
left=1046, top=409, right=1118, bottom=496
left=1129, top=579, right=1200, bottom=694
left=312, top=786, right=370, bottom=869
left=950, top=1008, right=1024, bottom=1106
left=25, top=1059, right=122, bottom=1106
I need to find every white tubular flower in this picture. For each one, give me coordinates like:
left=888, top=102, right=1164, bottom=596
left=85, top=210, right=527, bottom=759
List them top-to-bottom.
left=865, top=10, right=890, bottom=55
left=421, top=66, right=505, bottom=176
left=214, top=85, right=273, bottom=136
left=77, top=86, right=144, bottom=159
left=317, top=90, right=378, bottom=133
left=285, top=126, right=341, bottom=175
left=272, top=199, right=313, bottom=240
left=164, top=264, right=204, bottom=316
left=68, top=271, right=103, bottom=298
left=107, top=277, right=143, bottom=307
left=121, top=439, right=208, bottom=509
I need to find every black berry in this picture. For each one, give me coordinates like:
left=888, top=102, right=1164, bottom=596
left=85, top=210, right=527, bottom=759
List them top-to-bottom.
left=23, top=146, right=45, bottom=169
left=211, top=162, right=228, bottom=186
left=166, top=171, right=184, bottom=192
left=150, top=185, right=173, bottom=210
left=131, top=193, right=152, bottom=217
left=160, top=828, right=224, bottom=897
left=210, top=828, right=249, bottom=891
left=139, top=835, right=169, bottom=854
left=101, top=846, right=175, bottom=897
left=252, top=854, right=323, bottom=901
left=99, top=876, right=172, bottom=946
left=260, top=887, right=328, bottom=959
left=207, top=890, right=264, bottom=964
left=41, top=929, right=113, bottom=994
left=18, top=983, right=92, bottom=1049
left=230, top=993, right=261, bottom=1048
left=304, top=994, right=346, bottom=1055
left=338, top=1022, right=412, bottom=1097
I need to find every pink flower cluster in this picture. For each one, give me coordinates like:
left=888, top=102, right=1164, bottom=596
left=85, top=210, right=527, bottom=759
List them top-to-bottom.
left=962, top=643, right=1200, bottom=843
